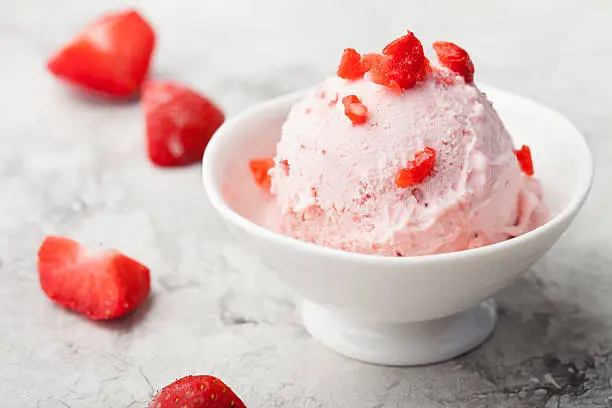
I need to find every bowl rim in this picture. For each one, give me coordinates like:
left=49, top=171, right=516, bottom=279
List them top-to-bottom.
left=202, top=84, right=594, bottom=266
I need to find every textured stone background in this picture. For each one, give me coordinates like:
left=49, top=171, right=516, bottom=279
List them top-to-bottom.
left=1, top=1, right=611, bottom=407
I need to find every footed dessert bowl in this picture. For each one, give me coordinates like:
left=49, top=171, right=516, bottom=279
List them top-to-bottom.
left=202, top=85, right=593, bottom=366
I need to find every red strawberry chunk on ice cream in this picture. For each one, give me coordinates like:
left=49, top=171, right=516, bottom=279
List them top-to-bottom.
left=368, top=31, right=429, bottom=91
left=432, top=41, right=474, bottom=83
left=337, top=48, right=367, bottom=80
left=342, top=95, right=368, bottom=125
left=514, top=145, right=535, bottom=176
left=395, top=146, right=437, bottom=188
left=249, top=158, right=275, bottom=190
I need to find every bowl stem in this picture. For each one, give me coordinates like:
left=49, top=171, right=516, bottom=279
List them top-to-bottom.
left=301, top=299, right=497, bottom=366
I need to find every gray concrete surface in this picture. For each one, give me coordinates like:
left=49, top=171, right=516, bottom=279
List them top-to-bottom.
left=1, top=0, right=611, bottom=407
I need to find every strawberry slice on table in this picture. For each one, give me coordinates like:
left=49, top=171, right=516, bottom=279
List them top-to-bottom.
left=47, top=9, right=155, bottom=98
left=142, top=81, right=225, bottom=167
left=38, top=236, right=150, bottom=320
left=149, top=375, right=247, bottom=408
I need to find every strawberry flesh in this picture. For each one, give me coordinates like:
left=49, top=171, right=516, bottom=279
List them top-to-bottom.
left=47, top=9, right=155, bottom=98
left=369, top=31, right=428, bottom=90
left=432, top=41, right=474, bottom=83
left=337, top=48, right=367, bottom=80
left=142, top=81, right=225, bottom=167
left=342, top=95, right=368, bottom=125
left=514, top=145, right=534, bottom=176
left=396, top=147, right=437, bottom=188
left=249, top=158, right=275, bottom=190
left=38, top=236, right=150, bottom=320
left=148, top=375, right=247, bottom=408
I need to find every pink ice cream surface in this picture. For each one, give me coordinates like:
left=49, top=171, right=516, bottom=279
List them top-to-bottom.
left=269, top=74, right=548, bottom=256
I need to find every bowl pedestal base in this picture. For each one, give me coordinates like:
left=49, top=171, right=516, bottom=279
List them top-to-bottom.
left=301, top=299, right=497, bottom=366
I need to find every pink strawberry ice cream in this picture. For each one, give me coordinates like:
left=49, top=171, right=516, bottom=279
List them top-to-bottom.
left=267, top=33, right=547, bottom=257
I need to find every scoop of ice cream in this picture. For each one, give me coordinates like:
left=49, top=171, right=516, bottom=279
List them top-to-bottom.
left=269, top=71, right=547, bottom=256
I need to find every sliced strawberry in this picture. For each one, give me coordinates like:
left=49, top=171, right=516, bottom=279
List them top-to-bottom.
left=47, top=9, right=155, bottom=98
left=432, top=41, right=474, bottom=83
left=337, top=48, right=367, bottom=80
left=142, top=81, right=225, bottom=167
left=342, top=95, right=368, bottom=125
left=514, top=145, right=534, bottom=176
left=396, top=146, right=437, bottom=188
left=249, top=158, right=275, bottom=190
left=38, top=236, right=150, bottom=320
left=148, top=375, right=247, bottom=408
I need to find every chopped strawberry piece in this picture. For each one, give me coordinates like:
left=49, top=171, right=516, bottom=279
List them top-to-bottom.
left=47, top=9, right=155, bottom=98
left=368, top=31, right=428, bottom=91
left=382, top=31, right=420, bottom=57
left=432, top=41, right=474, bottom=83
left=337, top=48, right=367, bottom=80
left=362, top=53, right=387, bottom=71
left=363, top=53, right=398, bottom=90
left=366, top=54, right=391, bottom=87
left=142, top=81, right=225, bottom=167
left=342, top=95, right=368, bottom=125
left=514, top=145, right=534, bottom=176
left=396, top=147, right=437, bottom=188
left=250, top=158, right=275, bottom=190
left=38, top=236, right=150, bottom=320
left=148, top=375, right=246, bottom=408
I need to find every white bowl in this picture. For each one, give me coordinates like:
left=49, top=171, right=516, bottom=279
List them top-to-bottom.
left=202, top=85, right=593, bottom=366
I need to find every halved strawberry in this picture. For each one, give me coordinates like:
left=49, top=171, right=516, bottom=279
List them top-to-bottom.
left=47, top=9, right=155, bottom=98
left=142, top=81, right=225, bottom=167
left=38, top=236, right=150, bottom=320
left=149, top=375, right=247, bottom=408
